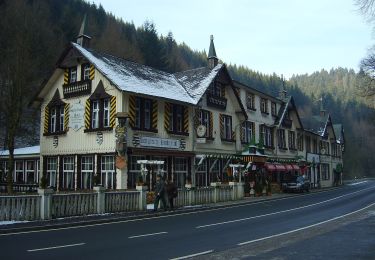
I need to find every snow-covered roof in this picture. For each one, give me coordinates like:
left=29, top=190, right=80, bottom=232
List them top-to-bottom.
left=72, top=43, right=222, bottom=105
left=174, top=64, right=223, bottom=103
left=0, top=146, right=40, bottom=157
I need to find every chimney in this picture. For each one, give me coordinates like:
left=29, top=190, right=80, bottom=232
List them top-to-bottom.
left=76, top=14, right=91, bottom=48
left=207, top=35, right=218, bottom=69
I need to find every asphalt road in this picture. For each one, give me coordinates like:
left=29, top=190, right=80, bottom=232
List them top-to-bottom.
left=0, top=180, right=374, bottom=260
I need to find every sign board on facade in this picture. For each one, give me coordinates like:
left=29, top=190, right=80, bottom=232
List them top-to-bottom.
left=69, top=102, right=85, bottom=131
left=196, top=125, right=206, bottom=137
left=139, top=136, right=181, bottom=149
left=196, top=138, right=206, bottom=144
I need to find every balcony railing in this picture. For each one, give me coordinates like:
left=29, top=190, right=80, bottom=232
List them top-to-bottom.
left=63, top=80, right=92, bottom=98
left=206, top=94, right=227, bottom=110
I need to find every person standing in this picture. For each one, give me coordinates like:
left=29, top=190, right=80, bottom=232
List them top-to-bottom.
left=153, top=174, right=167, bottom=211
left=166, top=179, right=178, bottom=210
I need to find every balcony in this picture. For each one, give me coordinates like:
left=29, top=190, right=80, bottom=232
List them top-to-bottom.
left=63, top=80, right=92, bottom=98
left=206, top=94, right=227, bottom=110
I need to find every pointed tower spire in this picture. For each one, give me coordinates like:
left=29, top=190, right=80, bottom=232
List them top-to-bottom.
left=76, top=14, right=91, bottom=48
left=207, top=35, right=218, bottom=69
left=279, top=74, right=288, bottom=101
left=320, top=97, right=326, bottom=117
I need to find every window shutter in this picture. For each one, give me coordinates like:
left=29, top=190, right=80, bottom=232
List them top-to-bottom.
left=89, top=64, right=95, bottom=80
left=64, top=69, right=69, bottom=84
left=128, top=95, right=136, bottom=128
left=110, top=96, right=116, bottom=128
left=84, top=99, right=91, bottom=129
left=152, top=100, right=158, bottom=130
left=164, top=102, right=171, bottom=131
left=64, top=103, right=70, bottom=131
left=43, top=106, right=49, bottom=134
left=183, top=106, right=189, bottom=133
left=209, top=111, right=213, bottom=138
left=220, top=114, right=224, bottom=139
left=232, top=129, right=235, bottom=141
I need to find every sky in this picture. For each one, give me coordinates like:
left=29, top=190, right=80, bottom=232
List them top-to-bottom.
left=90, top=0, right=373, bottom=78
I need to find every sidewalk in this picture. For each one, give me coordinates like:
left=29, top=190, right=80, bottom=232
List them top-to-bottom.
left=0, top=187, right=337, bottom=234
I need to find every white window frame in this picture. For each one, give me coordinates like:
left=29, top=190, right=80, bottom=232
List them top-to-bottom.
left=83, top=64, right=90, bottom=80
left=70, top=67, right=77, bottom=83
left=246, top=92, right=255, bottom=110
left=103, top=99, right=110, bottom=127
left=144, top=99, right=151, bottom=129
left=92, top=100, right=100, bottom=129
left=59, top=106, right=64, bottom=132
left=50, top=107, right=57, bottom=133
left=199, top=110, right=210, bottom=137
left=223, top=115, right=232, bottom=140
left=242, top=121, right=253, bottom=143
left=101, top=155, right=115, bottom=189
left=63, top=156, right=74, bottom=190
left=81, top=156, right=93, bottom=189
left=47, top=157, right=57, bottom=187
left=174, top=157, right=187, bottom=188
left=25, top=160, right=36, bottom=184
left=15, top=161, right=24, bottom=183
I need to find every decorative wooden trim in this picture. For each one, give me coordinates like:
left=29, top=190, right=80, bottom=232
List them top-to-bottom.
left=63, top=80, right=92, bottom=99
left=110, top=96, right=116, bottom=128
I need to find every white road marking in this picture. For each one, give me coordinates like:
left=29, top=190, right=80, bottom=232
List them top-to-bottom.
left=348, top=181, right=368, bottom=186
left=1, top=185, right=373, bottom=237
left=196, top=187, right=374, bottom=228
left=237, top=202, right=375, bottom=246
left=128, top=231, right=167, bottom=239
left=27, top=242, right=85, bottom=252
left=170, top=250, right=213, bottom=260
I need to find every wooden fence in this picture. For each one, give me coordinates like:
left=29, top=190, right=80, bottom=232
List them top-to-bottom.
left=0, top=182, right=244, bottom=221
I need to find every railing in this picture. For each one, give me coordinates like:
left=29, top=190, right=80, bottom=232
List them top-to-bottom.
left=63, top=80, right=91, bottom=98
left=0, top=183, right=39, bottom=193
left=0, top=183, right=245, bottom=221
left=105, top=191, right=140, bottom=213
left=51, top=193, right=97, bottom=218
left=0, top=195, right=40, bottom=221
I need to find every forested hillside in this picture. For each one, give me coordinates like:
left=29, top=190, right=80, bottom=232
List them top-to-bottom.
left=0, top=0, right=374, bottom=178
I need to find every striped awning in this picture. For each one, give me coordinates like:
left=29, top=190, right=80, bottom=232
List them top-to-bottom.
left=242, top=155, right=267, bottom=163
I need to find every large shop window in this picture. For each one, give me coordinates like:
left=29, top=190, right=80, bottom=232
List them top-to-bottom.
left=85, top=81, right=116, bottom=131
left=44, top=89, right=68, bottom=135
left=166, top=103, right=188, bottom=135
left=197, top=109, right=212, bottom=138
left=220, top=114, right=233, bottom=141
left=241, top=121, right=254, bottom=144
left=277, top=129, right=287, bottom=149
left=101, top=155, right=115, bottom=189
left=128, top=155, right=146, bottom=188
left=62, top=156, right=74, bottom=190
left=81, top=156, right=93, bottom=190
left=46, top=157, right=57, bottom=188
left=173, top=157, right=187, bottom=188
left=195, top=158, right=208, bottom=187
left=321, top=164, right=330, bottom=180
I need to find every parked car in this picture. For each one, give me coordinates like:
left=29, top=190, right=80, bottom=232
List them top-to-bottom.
left=282, top=175, right=310, bottom=193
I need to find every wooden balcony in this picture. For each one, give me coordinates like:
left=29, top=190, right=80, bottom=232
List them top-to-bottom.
left=63, top=80, right=92, bottom=98
left=206, top=94, right=227, bottom=110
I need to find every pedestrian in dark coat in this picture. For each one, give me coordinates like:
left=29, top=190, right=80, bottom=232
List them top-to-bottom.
left=153, top=174, right=167, bottom=211
left=166, top=180, right=178, bottom=210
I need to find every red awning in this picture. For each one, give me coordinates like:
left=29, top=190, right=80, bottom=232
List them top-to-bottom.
left=265, top=163, right=276, bottom=172
left=274, top=164, right=287, bottom=172
left=285, top=164, right=293, bottom=171
left=291, top=164, right=300, bottom=170
left=300, top=166, right=308, bottom=173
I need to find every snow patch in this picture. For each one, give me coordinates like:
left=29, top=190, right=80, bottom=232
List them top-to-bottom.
left=0, top=220, right=29, bottom=226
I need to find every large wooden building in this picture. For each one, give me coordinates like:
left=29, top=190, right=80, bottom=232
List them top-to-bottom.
left=1, top=20, right=344, bottom=192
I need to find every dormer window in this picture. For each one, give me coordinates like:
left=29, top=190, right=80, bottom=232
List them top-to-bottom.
left=82, top=63, right=90, bottom=81
left=69, top=67, right=77, bottom=83
left=84, top=80, right=116, bottom=132
left=43, top=89, right=68, bottom=136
